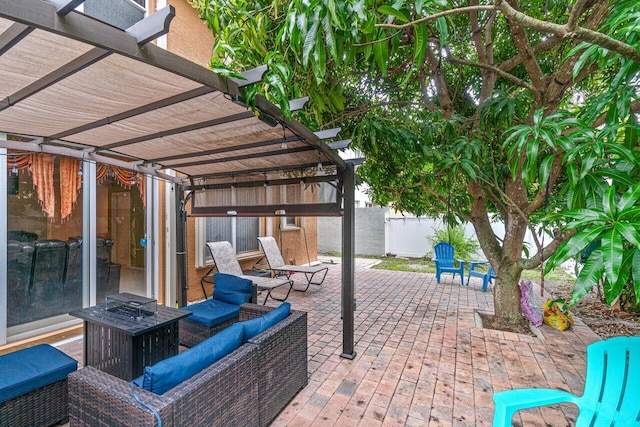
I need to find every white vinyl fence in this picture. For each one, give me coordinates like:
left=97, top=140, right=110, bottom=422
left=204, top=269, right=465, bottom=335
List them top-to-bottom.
left=318, top=208, right=539, bottom=259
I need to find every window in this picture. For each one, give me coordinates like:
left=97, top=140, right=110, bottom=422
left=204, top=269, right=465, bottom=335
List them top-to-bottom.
left=196, top=217, right=260, bottom=267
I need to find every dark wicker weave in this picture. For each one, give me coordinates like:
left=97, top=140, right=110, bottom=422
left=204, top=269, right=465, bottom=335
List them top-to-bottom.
left=69, top=303, right=307, bottom=427
left=240, top=303, right=309, bottom=426
left=178, top=316, right=237, bottom=348
left=69, top=343, right=259, bottom=427
left=0, top=377, right=69, bottom=427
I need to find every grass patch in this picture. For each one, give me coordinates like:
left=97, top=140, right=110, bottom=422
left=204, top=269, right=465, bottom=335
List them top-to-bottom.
left=370, top=256, right=575, bottom=282
left=371, top=256, right=436, bottom=274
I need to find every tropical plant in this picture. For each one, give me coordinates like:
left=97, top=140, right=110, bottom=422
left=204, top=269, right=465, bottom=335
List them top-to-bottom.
left=191, top=0, right=640, bottom=327
left=428, top=226, right=480, bottom=262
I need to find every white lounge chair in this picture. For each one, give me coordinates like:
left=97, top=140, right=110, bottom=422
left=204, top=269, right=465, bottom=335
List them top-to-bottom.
left=257, top=236, right=328, bottom=292
left=204, top=241, right=294, bottom=304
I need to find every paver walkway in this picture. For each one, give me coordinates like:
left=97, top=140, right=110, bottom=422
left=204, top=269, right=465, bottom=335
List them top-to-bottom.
left=56, top=257, right=601, bottom=426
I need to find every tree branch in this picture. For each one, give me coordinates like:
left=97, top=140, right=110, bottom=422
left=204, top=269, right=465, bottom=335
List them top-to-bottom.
left=496, top=0, right=640, bottom=63
left=376, top=5, right=496, bottom=30
left=498, top=36, right=564, bottom=72
left=447, top=57, right=535, bottom=92
left=321, top=100, right=427, bottom=128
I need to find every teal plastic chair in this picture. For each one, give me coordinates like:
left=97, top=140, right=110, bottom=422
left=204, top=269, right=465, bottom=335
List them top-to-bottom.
left=433, top=242, right=465, bottom=285
left=467, top=261, right=496, bottom=292
left=493, top=336, right=640, bottom=426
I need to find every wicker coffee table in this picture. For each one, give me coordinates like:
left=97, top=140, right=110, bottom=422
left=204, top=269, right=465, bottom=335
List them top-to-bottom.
left=70, top=293, right=191, bottom=381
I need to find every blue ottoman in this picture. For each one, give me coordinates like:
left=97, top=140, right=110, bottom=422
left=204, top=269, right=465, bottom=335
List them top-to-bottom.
left=0, top=343, right=78, bottom=426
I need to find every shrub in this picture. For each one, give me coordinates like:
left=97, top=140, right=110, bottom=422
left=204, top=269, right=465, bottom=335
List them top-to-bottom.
left=428, top=226, right=480, bottom=261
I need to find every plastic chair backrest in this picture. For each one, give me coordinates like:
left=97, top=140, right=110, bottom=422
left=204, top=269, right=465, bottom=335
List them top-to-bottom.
left=434, top=242, right=455, bottom=268
left=577, top=336, right=640, bottom=424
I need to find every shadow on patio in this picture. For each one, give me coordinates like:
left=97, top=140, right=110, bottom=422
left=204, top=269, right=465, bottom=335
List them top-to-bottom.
left=55, top=257, right=599, bottom=426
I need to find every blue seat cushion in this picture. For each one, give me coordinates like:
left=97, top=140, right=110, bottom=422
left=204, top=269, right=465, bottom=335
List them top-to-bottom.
left=213, top=273, right=253, bottom=305
left=180, top=298, right=240, bottom=327
left=241, top=302, right=291, bottom=343
left=133, top=322, right=244, bottom=395
left=0, top=343, right=77, bottom=403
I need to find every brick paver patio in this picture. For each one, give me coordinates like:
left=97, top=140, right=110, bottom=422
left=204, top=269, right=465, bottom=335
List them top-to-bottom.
left=56, top=257, right=600, bottom=426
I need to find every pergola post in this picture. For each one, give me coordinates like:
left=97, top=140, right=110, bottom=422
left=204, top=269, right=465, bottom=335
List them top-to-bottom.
left=340, top=162, right=356, bottom=359
left=176, top=185, right=188, bottom=307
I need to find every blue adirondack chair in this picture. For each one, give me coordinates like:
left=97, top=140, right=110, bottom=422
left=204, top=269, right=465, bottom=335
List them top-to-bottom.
left=432, top=242, right=465, bottom=285
left=467, top=261, right=496, bottom=292
left=493, top=336, right=640, bottom=426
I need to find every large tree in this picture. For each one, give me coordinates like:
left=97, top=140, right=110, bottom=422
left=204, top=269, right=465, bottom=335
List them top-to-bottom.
left=192, top=0, right=640, bottom=327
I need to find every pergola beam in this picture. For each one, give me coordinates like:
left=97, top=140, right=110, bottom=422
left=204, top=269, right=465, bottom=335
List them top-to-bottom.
left=0, top=0, right=235, bottom=94
left=45, top=0, right=85, bottom=15
left=125, top=5, right=174, bottom=45
left=0, top=22, right=33, bottom=56
left=230, top=65, right=268, bottom=88
left=150, top=135, right=302, bottom=163
left=0, top=137, right=181, bottom=183
left=327, top=139, right=352, bottom=150
left=168, top=145, right=315, bottom=168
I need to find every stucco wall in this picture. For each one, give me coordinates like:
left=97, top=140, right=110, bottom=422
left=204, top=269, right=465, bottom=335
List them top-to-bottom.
left=318, top=207, right=388, bottom=256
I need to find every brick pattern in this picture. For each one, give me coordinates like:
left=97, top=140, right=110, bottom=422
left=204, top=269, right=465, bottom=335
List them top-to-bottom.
left=57, top=258, right=600, bottom=426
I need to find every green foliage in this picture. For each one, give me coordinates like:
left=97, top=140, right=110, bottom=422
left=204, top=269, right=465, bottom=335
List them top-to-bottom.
left=191, top=0, right=640, bottom=315
left=428, top=226, right=480, bottom=262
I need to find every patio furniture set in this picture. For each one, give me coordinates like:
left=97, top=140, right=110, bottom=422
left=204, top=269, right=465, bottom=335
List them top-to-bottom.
left=0, top=242, right=316, bottom=426
left=433, top=242, right=496, bottom=291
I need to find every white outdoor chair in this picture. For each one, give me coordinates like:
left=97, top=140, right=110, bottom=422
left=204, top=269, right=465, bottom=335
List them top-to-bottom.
left=257, top=236, right=328, bottom=292
left=204, top=241, right=294, bottom=304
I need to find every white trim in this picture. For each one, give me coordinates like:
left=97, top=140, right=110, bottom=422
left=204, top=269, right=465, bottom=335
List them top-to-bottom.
left=156, top=0, right=168, bottom=50
left=0, top=143, right=7, bottom=344
left=85, top=160, right=97, bottom=306
left=164, top=170, right=176, bottom=307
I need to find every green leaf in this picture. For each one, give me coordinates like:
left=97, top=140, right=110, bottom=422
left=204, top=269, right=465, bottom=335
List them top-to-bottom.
left=377, top=5, right=409, bottom=22
left=435, top=17, right=448, bottom=48
left=413, top=24, right=428, bottom=68
left=373, top=37, right=389, bottom=76
left=618, top=182, right=640, bottom=211
left=602, top=185, right=617, bottom=218
left=546, top=225, right=607, bottom=272
left=601, top=229, right=623, bottom=286
left=570, top=250, right=604, bottom=306
left=633, top=251, right=640, bottom=302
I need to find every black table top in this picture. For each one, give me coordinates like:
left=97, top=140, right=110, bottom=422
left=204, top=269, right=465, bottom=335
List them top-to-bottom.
left=70, top=294, right=191, bottom=336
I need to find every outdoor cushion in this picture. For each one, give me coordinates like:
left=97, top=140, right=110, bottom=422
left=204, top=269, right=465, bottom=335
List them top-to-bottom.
left=212, top=272, right=253, bottom=305
left=179, top=298, right=240, bottom=327
left=241, top=302, right=291, bottom=343
left=134, top=322, right=244, bottom=395
left=0, top=343, right=77, bottom=403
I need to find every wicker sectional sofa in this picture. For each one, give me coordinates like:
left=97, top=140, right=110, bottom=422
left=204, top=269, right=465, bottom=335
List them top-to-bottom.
left=68, top=303, right=307, bottom=427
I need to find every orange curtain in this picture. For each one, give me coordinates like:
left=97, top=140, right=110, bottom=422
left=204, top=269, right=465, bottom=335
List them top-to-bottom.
left=12, top=154, right=31, bottom=170
left=29, top=154, right=56, bottom=218
left=59, top=157, right=83, bottom=221
left=111, top=166, right=146, bottom=207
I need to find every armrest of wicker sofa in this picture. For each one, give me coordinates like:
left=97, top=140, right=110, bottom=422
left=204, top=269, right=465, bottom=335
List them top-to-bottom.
left=239, top=302, right=275, bottom=320
left=246, top=308, right=308, bottom=426
left=69, top=343, right=260, bottom=427
left=68, top=366, right=174, bottom=426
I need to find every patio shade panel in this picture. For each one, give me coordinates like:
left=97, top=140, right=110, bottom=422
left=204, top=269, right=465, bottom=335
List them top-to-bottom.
left=0, top=0, right=346, bottom=199
left=0, top=27, right=95, bottom=99
left=63, top=91, right=242, bottom=146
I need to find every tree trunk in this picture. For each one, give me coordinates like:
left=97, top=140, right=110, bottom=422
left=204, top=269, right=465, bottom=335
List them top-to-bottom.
left=492, top=262, right=526, bottom=327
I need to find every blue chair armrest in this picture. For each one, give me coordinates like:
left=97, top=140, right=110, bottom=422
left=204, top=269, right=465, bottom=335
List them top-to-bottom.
left=493, top=388, right=579, bottom=427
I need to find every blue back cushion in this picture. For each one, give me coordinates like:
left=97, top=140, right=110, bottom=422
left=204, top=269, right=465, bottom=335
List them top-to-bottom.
left=213, top=273, right=253, bottom=305
left=180, top=298, right=239, bottom=327
left=241, top=302, right=291, bottom=343
left=134, top=323, right=244, bottom=395
left=0, top=344, right=77, bottom=403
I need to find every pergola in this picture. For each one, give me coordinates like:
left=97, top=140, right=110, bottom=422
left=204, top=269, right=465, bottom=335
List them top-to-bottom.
left=0, top=0, right=357, bottom=358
